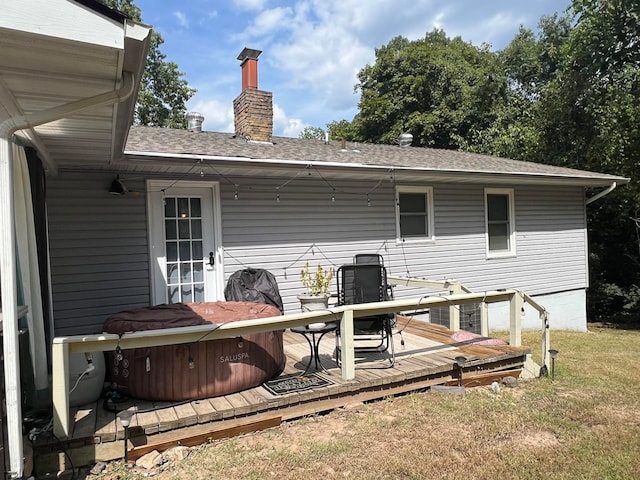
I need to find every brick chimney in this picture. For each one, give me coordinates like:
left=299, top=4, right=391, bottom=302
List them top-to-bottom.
left=233, top=47, right=273, bottom=143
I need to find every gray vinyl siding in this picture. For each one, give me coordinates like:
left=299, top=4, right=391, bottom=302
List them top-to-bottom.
left=47, top=172, right=588, bottom=333
left=47, top=173, right=150, bottom=335
left=220, top=179, right=588, bottom=314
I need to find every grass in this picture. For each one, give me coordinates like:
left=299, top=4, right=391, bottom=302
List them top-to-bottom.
left=87, top=327, right=640, bottom=480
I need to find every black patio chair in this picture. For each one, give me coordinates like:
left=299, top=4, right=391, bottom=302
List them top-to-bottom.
left=353, top=253, right=385, bottom=266
left=354, top=253, right=395, bottom=301
left=335, top=263, right=395, bottom=368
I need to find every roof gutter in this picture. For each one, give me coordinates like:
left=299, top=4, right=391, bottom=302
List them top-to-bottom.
left=0, top=71, right=134, bottom=478
left=585, top=181, right=617, bottom=205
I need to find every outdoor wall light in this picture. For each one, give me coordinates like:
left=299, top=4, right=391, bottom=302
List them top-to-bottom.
left=109, top=175, right=128, bottom=195
left=548, top=349, right=559, bottom=381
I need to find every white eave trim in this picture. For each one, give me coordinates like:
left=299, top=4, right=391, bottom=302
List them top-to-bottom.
left=123, top=150, right=629, bottom=187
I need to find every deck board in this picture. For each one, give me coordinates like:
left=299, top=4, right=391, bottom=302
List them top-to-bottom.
left=46, top=318, right=530, bottom=463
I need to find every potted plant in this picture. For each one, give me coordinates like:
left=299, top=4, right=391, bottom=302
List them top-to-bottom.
left=297, top=262, right=334, bottom=311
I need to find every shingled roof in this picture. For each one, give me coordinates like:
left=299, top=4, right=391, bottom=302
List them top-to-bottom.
left=125, top=126, right=628, bottom=187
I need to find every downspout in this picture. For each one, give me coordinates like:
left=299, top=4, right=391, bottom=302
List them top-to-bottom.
left=0, top=71, right=134, bottom=478
left=585, top=181, right=617, bottom=205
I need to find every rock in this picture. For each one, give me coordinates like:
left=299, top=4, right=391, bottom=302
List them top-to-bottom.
left=502, top=376, right=518, bottom=388
left=162, top=446, right=191, bottom=463
left=136, top=450, right=163, bottom=470
left=90, top=462, right=107, bottom=475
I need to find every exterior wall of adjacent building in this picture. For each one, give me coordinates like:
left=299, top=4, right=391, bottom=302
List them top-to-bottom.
left=46, top=170, right=588, bottom=336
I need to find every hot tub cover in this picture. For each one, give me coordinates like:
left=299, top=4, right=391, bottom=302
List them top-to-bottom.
left=103, top=301, right=285, bottom=401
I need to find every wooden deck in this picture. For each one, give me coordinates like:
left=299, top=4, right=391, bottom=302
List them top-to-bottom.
left=35, top=318, right=530, bottom=471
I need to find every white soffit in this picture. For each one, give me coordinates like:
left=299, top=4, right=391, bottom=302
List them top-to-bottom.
left=1, top=0, right=124, bottom=49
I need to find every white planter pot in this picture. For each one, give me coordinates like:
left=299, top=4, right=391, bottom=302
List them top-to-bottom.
left=297, top=294, right=330, bottom=312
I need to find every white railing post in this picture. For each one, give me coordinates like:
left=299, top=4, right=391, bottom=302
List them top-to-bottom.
left=449, top=283, right=461, bottom=331
left=509, top=291, right=523, bottom=346
left=480, top=301, right=489, bottom=337
left=340, top=308, right=355, bottom=380
left=52, top=341, right=71, bottom=438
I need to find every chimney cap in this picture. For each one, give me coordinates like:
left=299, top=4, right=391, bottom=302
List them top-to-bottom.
left=237, top=47, right=262, bottom=62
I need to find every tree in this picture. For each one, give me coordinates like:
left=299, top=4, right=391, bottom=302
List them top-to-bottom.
left=103, top=0, right=196, bottom=128
left=506, top=1, right=640, bottom=323
left=351, top=31, right=509, bottom=150
left=298, top=126, right=326, bottom=140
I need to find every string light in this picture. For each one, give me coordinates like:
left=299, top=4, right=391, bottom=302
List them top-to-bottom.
left=234, top=185, right=239, bottom=200
left=331, top=189, right=336, bottom=202
left=367, top=195, right=371, bottom=207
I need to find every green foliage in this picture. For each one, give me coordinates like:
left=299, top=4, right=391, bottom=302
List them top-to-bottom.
left=102, top=0, right=196, bottom=128
left=333, top=2, right=640, bottom=324
left=352, top=30, right=509, bottom=149
left=298, top=126, right=326, bottom=140
left=300, top=262, right=334, bottom=296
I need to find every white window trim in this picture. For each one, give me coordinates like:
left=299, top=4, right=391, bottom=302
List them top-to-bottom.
left=395, top=185, right=435, bottom=243
left=484, top=187, right=516, bottom=258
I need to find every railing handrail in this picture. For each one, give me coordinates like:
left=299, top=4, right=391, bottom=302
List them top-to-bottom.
left=53, top=289, right=519, bottom=353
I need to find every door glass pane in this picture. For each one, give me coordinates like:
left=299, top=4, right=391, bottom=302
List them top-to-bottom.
left=163, top=195, right=208, bottom=304
left=164, top=198, right=176, bottom=218
left=178, top=198, right=189, bottom=218
left=190, top=198, right=201, bottom=217
left=178, top=219, right=190, bottom=239
left=191, top=219, right=202, bottom=239
left=165, top=220, right=177, bottom=240
left=179, top=241, right=191, bottom=261
left=192, top=241, right=203, bottom=261
left=166, top=242, right=178, bottom=262
left=166, top=263, right=179, bottom=284
left=180, top=263, right=192, bottom=283
left=193, top=263, right=203, bottom=282
left=194, top=284, right=204, bottom=302
left=167, top=286, right=179, bottom=303
left=181, top=286, right=193, bottom=303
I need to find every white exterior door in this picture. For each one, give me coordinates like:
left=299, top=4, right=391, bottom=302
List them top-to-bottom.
left=147, top=180, right=223, bottom=304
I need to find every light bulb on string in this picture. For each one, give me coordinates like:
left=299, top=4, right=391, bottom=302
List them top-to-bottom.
left=234, top=185, right=239, bottom=200
left=331, top=189, right=336, bottom=202
left=276, top=193, right=280, bottom=203
left=367, top=195, right=371, bottom=207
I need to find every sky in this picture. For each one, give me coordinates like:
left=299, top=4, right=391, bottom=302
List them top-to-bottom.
left=134, top=0, right=572, bottom=137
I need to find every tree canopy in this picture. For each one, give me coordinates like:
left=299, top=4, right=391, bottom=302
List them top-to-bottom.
left=103, top=0, right=196, bottom=128
left=330, top=0, right=640, bottom=323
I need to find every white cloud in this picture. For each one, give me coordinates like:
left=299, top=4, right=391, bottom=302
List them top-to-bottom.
left=173, top=11, right=189, bottom=28
left=187, top=98, right=235, bottom=133
left=273, top=103, right=305, bottom=137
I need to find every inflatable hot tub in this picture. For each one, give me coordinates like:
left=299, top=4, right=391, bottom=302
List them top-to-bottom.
left=103, top=301, right=285, bottom=401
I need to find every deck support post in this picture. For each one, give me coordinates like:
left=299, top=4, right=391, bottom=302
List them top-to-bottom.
left=448, top=283, right=461, bottom=331
left=509, top=291, right=523, bottom=346
left=480, top=302, right=489, bottom=337
left=340, top=308, right=355, bottom=380
left=52, top=342, right=71, bottom=438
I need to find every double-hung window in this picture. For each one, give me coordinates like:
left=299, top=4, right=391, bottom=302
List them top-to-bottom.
left=395, top=186, right=434, bottom=242
left=485, top=188, right=515, bottom=257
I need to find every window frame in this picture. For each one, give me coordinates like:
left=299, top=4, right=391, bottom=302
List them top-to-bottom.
left=395, top=185, right=435, bottom=243
left=484, top=187, right=516, bottom=258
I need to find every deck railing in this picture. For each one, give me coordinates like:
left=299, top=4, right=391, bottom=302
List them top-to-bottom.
left=51, top=287, right=549, bottom=438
